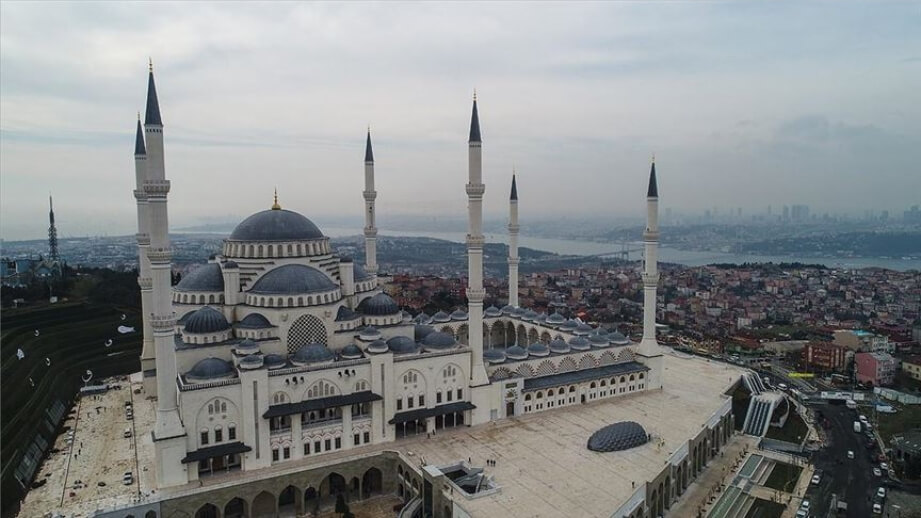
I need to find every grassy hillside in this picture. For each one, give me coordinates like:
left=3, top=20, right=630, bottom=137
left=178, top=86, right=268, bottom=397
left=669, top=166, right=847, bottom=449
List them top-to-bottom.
left=0, top=302, right=142, bottom=517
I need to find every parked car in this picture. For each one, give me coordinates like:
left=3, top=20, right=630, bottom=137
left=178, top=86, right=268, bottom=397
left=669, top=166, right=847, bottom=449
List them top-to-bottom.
left=847, top=450, right=854, bottom=459
left=880, top=462, right=889, bottom=471
left=873, top=467, right=882, bottom=477
left=122, top=472, right=133, bottom=485
left=811, top=473, right=821, bottom=485
left=877, top=487, right=886, bottom=499
left=800, top=500, right=810, bottom=510
left=873, top=503, right=883, bottom=514
left=796, top=510, right=808, bottom=518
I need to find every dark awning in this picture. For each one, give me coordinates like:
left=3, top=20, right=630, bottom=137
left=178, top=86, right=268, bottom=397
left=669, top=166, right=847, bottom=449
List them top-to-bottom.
left=522, top=361, right=649, bottom=392
left=263, top=391, right=382, bottom=419
left=389, top=401, right=476, bottom=425
left=181, top=441, right=251, bottom=464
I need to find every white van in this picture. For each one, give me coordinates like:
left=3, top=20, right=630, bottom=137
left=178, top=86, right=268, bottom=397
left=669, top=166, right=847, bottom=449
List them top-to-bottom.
left=123, top=428, right=132, bottom=438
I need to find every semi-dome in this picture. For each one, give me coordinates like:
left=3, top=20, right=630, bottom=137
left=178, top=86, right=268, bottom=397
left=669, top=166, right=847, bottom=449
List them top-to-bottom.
left=229, top=209, right=324, bottom=242
left=223, top=260, right=239, bottom=269
left=175, top=263, right=224, bottom=292
left=249, top=264, right=336, bottom=295
left=357, top=293, right=400, bottom=316
left=184, top=306, right=231, bottom=334
left=335, top=306, right=361, bottom=321
left=485, top=306, right=502, bottom=317
left=450, top=308, right=468, bottom=321
left=432, top=311, right=451, bottom=323
left=547, top=312, right=566, bottom=325
left=238, top=313, right=272, bottom=329
left=414, top=324, right=436, bottom=342
left=358, top=326, right=381, bottom=341
left=421, top=331, right=457, bottom=351
left=609, top=331, right=630, bottom=345
left=387, top=336, right=420, bottom=355
left=568, top=336, right=591, bottom=351
left=235, top=338, right=260, bottom=355
left=549, top=338, right=570, bottom=354
left=366, top=339, right=389, bottom=354
left=527, top=342, right=550, bottom=357
left=292, top=343, right=335, bottom=365
left=340, top=343, right=364, bottom=360
left=505, top=344, right=528, bottom=361
left=483, top=348, right=507, bottom=364
left=239, top=354, right=264, bottom=370
left=264, top=354, right=287, bottom=370
left=187, top=357, right=235, bottom=381
left=587, top=421, right=648, bottom=452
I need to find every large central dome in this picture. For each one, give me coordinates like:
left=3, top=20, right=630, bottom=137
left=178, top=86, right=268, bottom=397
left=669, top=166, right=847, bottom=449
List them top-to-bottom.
left=229, top=209, right=324, bottom=242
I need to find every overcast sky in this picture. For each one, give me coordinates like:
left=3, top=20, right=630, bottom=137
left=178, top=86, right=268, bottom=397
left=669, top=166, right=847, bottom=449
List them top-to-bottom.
left=1, top=1, right=919, bottom=240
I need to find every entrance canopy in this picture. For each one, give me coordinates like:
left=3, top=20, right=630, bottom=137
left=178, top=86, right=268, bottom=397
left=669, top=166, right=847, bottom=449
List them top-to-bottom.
left=263, top=390, right=382, bottom=419
left=389, top=401, right=475, bottom=425
left=181, top=441, right=251, bottom=464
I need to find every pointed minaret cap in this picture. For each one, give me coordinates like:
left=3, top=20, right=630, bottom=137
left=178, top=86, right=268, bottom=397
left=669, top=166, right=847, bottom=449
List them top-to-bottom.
left=145, top=59, right=163, bottom=126
left=469, top=91, right=481, bottom=143
left=134, top=114, right=146, bottom=155
left=364, top=127, right=374, bottom=163
left=647, top=155, right=658, bottom=198
left=510, top=173, right=518, bottom=201
left=271, top=188, right=282, bottom=210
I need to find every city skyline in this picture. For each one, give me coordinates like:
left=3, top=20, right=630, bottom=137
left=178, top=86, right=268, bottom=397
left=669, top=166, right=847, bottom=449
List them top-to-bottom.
left=2, top=2, right=920, bottom=241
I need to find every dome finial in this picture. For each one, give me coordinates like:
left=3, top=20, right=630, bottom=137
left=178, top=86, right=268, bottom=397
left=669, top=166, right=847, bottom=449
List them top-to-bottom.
left=272, top=187, right=281, bottom=210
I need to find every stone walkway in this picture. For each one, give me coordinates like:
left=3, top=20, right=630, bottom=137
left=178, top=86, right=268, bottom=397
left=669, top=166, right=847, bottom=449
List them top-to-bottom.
left=667, top=434, right=758, bottom=518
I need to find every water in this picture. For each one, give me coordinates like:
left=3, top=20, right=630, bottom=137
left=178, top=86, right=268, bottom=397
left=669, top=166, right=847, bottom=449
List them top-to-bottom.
left=322, top=227, right=921, bottom=272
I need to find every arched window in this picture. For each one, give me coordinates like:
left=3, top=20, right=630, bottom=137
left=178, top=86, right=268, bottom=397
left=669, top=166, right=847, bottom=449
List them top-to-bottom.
left=287, top=244, right=293, bottom=255
left=209, top=294, right=215, bottom=304
left=288, top=297, right=294, bottom=307
left=639, top=372, right=645, bottom=379
left=629, top=374, right=635, bottom=381
left=536, top=392, right=543, bottom=399
left=524, top=394, right=532, bottom=401
left=208, top=403, right=214, bottom=414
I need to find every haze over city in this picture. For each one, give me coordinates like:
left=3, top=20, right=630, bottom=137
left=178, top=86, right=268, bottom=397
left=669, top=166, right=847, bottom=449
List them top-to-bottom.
left=1, top=1, right=920, bottom=241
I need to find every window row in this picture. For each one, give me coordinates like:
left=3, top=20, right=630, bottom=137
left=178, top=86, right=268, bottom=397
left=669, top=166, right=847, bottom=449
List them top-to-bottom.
left=226, top=241, right=329, bottom=258
left=246, top=291, right=340, bottom=308
left=200, top=424, right=237, bottom=446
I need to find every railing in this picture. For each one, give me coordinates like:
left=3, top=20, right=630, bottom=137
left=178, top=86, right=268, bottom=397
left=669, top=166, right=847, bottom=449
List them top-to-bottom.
left=394, top=348, right=471, bottom=363
left=268, top=357, right=370, bottom=376
left=177, top=377, right=241, bottom=392
left=301, top=418, right=342, bottom=430
left=270, top=426, right=292, bottom=436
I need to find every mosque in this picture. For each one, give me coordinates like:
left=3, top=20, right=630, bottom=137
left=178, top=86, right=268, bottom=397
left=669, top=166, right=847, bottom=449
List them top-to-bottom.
left=109, top=65, right=739, bottom=518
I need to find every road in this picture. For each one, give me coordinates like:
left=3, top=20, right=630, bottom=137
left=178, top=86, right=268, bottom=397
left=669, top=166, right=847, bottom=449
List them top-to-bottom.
left=805, top=401, right=879, bottom=517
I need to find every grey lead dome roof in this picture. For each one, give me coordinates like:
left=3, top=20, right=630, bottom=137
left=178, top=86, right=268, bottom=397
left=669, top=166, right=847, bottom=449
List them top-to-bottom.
left=229, top=209, right=324, bottom=241
left=175, top=263, right=224, bottom=292
left=249, top=264, right=337, bottom=294
left=357, top=293, right=400, bottom=316
left=184, top=306, right=231, bottom=334
left=238, top=313, right=272, bottom=329
left=421, top=331, right=457, bottom=350
left=292, top=343, right=335, bottom=364
left=187, top=357, right=235, bottom=381
left=587, top=421, right=648, bottom=452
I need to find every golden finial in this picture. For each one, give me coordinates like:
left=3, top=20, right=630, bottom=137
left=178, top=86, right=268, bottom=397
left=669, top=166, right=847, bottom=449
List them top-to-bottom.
left=148, top=57, right=153, bottom=72
left=272, top=187, right=281, bottom=210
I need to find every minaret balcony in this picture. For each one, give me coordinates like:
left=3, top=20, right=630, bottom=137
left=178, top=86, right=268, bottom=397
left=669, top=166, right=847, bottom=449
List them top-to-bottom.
left=143, top=179, right=171, bottom=197
left=465, top=183, right=485, bottom=196
left=133, top=190, right=148, bottom=201
left=363, top=191, right=377, bottom=200
left=507, top=224, right=520, bottom=233
left=363, top=227, right=378, bottom=237
left=643, top=230, right=659, bottom=241
left=136, top=233, right=151, bottom=246
left=466, top=234, right=485, bottom=247
left=147, top=247, right=173, bottom=263
left=507, top=257, right=520, bottom=265
left=642, top=273, right=660, bottom=286
left=137, top=277, right=153, bottom=290
left=466, top=288, right=486, bottom=302
left=150, top=313, right=177, bottom=331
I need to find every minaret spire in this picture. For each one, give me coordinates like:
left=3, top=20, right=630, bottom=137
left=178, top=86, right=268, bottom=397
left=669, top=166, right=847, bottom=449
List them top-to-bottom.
left=145, top=61, right=162, bottom=126
left=466, top=94, right=489, bottom=387
left=135, top=114, right=146, bottom=156
left=363, top=128, right=379, bottom=277
left=638, top=155, right=663, bottom=389
left=507, top=173, right=519, bottom=308
left=48, top=195, right=59, bottom=261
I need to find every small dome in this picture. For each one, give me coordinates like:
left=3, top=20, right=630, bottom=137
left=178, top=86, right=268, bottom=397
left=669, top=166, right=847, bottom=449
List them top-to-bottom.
left=229, top=208, right=324, bottom=242
left=223, top=260, right=239, bottom=269
left=175, top=263, right=224, bottom=292
left=353, top=263, right=374, bottom=281
left=249, top=264, right=336, bottom=295
left=357, top=293, right=400, bottom=316
left=500, top=305, right=515, bottom=315
left=184, top=306, right=231, bottom=334
left=335, top=306, right=361, bottom=321
left=485, top=306, right=502, bottom=317
left=510, top=307, right=526, bottom=318
left=450, top=308, right=468, bottom=321
left=177, top=310, right=195, bottom=325
left=401, top=310, right=413, bottom=323
left=522, top=310, right=538, bottom=322
left=432, top=311, right=451, bottom=323
left=412, top=312, right=432, bottom=325
left=535, top=312, right=548, bottom=323
left=547, top=312, right=566, bottom=325
left=238, top=313, right=272, bottom=329
left=560, top=319, right=579, bottom=330
left=574, top=323, right=593, bottom=336
left=414, top=324, right=436, bottom=342
left=358, top=326, right=381, bottom=341
left=421, top=331, right=457, bottom=351
left=609, top=331, right=630, bottom=345
left=590, top=334, right=610, bottom=347
left=387, top=336, right=420, bottom=355
left=568, top=336, right=591, bottom=351
left=236, top=338, right=260, bottom=355
left=549, top=338, right=570, bottom=354
left=366, top=339, right=389, bottom=354
left=527, top=342, right=550, bottom=357
left=292, top=343, right=335, bottom=365
left=340, top=343, right=364, bottom=360
left=505, top=344, right=528, bottom=361
left=484, top=348, right=507, bottom=364
left=239, top=354, right=264, bottom=370
left=264, top=354, right=287, bottom=370
left=187, top=357, right=235, bottom=381
left=587, top=421, right=648, bottom=452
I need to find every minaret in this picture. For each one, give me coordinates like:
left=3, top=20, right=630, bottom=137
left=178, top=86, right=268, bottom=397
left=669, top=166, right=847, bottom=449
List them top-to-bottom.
left=142, top=61, right=187, bottom=487
left=466, top=93, right=489, bottom=387
left=134, top=115, right=156, bottom=395
left=363, top=128, right=378, bottom=277
left=638, top=156, right=663, bottom=389
left=507, top=173, right=519, bottom=307
left=48, top=195, right=59, bottom=261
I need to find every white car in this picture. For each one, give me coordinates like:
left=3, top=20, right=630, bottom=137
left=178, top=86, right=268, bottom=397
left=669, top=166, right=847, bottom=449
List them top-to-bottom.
left=847, top=450, right=854, bottom=459
left=880, top=462, right=889, bottom=471
left=873, top=467, right=882, bottom=477
left=811, top=473, right=821, bottom=485
left=877, top=487, right=886, bottom=499
left=800, top=500, right=810, bottom=510
left=873, top=503, right=883, bottom=514
left=796, top=510, right=808, bottom=518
